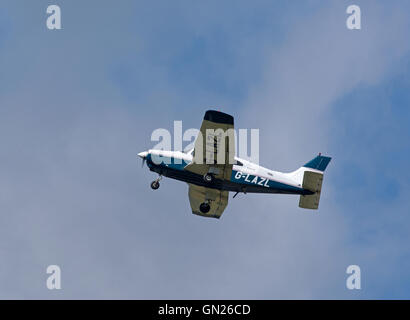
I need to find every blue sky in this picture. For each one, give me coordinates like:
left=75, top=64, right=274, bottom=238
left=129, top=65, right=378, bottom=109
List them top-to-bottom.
left=0, top=0, right=410, bottom=299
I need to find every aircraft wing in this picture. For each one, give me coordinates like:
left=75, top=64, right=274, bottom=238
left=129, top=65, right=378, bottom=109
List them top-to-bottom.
left=184, top=110, right=235, bottom=180
left=188, top=184, right=229, bottom=219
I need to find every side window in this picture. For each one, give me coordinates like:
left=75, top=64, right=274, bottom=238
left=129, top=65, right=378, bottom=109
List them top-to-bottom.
left=235, top=160, right=243, bottom=166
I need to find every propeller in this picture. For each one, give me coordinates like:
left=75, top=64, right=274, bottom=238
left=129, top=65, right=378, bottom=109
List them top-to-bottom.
left=138, top=151, right=148, bottom=168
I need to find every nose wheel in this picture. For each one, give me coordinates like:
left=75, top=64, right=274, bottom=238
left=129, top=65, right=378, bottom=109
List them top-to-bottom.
left=150, top=175, right=162, bottom=190
left=150, top=181, right=160, bottom=190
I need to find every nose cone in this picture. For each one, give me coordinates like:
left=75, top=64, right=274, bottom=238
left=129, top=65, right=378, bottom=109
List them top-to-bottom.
left=138, top=151, right=148, bottom=159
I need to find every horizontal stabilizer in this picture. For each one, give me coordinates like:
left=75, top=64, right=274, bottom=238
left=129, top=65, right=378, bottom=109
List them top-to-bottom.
left=299, top=171, right=324, bottom=210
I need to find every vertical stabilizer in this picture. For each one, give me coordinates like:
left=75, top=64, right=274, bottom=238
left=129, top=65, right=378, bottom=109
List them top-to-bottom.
left=288, top=154, right=331, bottom=210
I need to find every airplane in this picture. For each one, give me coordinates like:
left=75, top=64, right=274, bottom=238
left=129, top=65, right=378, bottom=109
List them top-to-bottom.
left=138, top=110, right=331, bottom=219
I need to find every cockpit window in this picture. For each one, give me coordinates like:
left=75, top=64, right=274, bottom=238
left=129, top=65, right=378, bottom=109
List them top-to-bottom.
left=235, top=160, right=243, bottom=166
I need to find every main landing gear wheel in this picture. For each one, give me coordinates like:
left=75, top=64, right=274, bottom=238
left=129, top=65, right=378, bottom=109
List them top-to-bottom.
left=203, top=173, right=214, bottom=183
left=150, top=181, right=160, bottom=190
left=199, top=202, right=210, bottom=214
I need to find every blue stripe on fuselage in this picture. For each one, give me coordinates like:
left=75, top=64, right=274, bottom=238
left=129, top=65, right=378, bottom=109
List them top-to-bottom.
left=146, top=154, right=303, bottom=193
left=230, top=170, right=303, bottom=193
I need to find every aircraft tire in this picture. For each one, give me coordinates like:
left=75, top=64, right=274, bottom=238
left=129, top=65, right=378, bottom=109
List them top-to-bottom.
left=203, top=173, right=214, bottom=183
left=151, top=181, right=160, bottom=190
left=199, top=202, right=211, bottom=213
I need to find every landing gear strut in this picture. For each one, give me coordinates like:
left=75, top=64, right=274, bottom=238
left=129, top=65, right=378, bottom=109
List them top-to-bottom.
left=150, top=175, right=162, bottom=190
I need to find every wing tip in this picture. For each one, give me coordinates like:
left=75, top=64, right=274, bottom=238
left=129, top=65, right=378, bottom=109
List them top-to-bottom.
left=204, top=110, right=234, bottom=125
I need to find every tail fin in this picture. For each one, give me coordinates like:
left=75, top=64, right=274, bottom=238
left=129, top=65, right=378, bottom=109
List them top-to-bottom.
left=289, top=154, right=332, bottom=210
left=303, top=155, right=332, bottom=172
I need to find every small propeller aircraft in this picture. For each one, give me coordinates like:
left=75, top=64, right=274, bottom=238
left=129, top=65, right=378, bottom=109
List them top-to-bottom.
left=138, top=110, right=331, bottom=219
